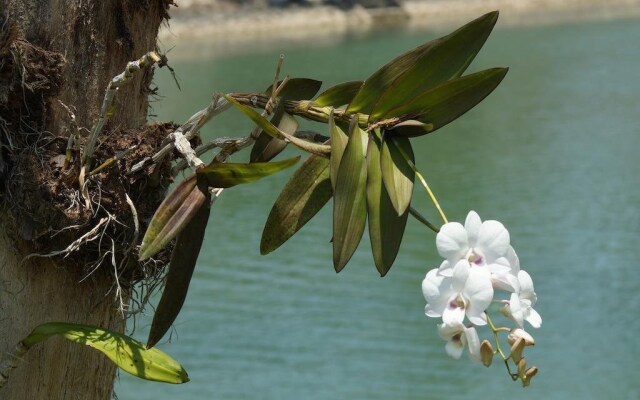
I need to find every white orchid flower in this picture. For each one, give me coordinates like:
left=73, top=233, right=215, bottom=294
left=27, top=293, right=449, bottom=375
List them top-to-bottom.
left=436, top=211, right=519, bottom=292
left=422, top=260, right=493, bottom=326
left=504, top=270, right=541, bottom=328
left=437, top=321, right=481, bottom=361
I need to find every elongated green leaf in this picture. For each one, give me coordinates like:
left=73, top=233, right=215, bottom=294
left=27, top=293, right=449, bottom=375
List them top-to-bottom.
left=347, top=11, right=499, bottom=118
left=387, top=68, right=508, bottom=135
left=266, top=78, right=323, bottom=100
left=313, top=80, right=364, bottom=107
left=225, top=94, right=332, bottom=156
left=329, top=112, right=349, bottom=190
left=388, top=120, right=434, bottom=138
left=333, top=123, right=368, bottom=272
left=366, top=133, right=408, bottom=276
left=381, top=135, right=414, bottom=216
left=261, top=154, right=332, bottom=255
left=198, top=156, right=300, bottom=188
left=139, top=176, right=206, bottom=261
left=147, top=196, right=211, bottom=349
left=22, top=322, right=188, bottom=384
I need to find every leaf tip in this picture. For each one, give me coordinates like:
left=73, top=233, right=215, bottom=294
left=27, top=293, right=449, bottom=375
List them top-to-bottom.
left=259, top=241, right=272, bottom=256
left=138, top=247, right=151, bottom=262
left=333, top=256, right=348, bottom=273
left=179, top=370, right=190, bottom=384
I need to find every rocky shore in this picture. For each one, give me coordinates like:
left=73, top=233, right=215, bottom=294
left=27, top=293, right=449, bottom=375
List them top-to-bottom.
left=160, top=0, right=640, bottom=55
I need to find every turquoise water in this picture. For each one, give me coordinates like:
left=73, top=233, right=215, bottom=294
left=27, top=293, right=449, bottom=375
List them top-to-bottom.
left=116, top=17, right=640, bottom=399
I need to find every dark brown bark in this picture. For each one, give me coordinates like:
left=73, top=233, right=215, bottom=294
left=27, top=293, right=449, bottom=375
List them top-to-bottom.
left=0, top=1, right=171, bottom=399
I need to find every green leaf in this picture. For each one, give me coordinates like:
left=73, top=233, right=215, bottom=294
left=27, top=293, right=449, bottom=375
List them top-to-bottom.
left=347, top=11, right=499, bottom=118
left=386, top=68, right=508, bottom=135
left=266, top=78, right=323, bottom=100
left=313, top=80, right=364, bottom=107
left=224, top=94, right=331, bottom=156
left=329, top=112, right=349, bottom=190
left=387, top=120, right=434, bottom=138
left=333, top=123, right=368, bottom=272
left=366, top=132, right=408, bottom=276
left=381, top=135, right=414, bottom=216
left=260, top=154, right=333, bottom=255
left=198, top=156, right=300, bottom=188
left=139, top=176, right=207, bottom=261
left=147, top=196, right=211, bottom=349
left=22, top=322, right=189, bottom=384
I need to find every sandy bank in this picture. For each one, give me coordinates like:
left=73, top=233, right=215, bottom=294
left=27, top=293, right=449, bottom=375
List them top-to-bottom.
left=159, top=0, right=640, bottom=57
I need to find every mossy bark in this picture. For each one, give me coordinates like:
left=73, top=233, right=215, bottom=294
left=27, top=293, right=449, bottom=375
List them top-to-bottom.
left=0, top=1, right=171, bottom=399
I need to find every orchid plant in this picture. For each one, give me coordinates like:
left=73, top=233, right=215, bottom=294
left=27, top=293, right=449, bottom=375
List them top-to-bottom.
left=0, top=9, right=542, bottom=390
left=64, top=9, right=539, bottom=388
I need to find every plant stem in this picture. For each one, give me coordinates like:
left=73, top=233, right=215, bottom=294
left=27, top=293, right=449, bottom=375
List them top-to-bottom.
left=414, top=170, right=448, bottom=225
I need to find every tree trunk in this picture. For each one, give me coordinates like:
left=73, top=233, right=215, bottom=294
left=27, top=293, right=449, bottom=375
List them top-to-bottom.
left=0, top=1, right=171, bottom=399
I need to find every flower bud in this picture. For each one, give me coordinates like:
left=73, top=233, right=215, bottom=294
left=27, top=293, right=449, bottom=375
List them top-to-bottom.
left=508, top=328, right=535, bottom=346
left=510, top=337, right=525, bottom=363
left=480, top=340, right=494, bottom=367
left=517, top=358, right=527, bottom=377
left=522, top=366, right=538, bottom=387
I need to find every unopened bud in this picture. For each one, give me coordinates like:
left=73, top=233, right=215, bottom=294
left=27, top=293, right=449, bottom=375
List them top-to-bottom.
left=500, top=304, right=511, bottom=318
left=508, top=328, right=535, bottom=346
left=510, top=337, right=526, bottom=363
left=480, top=340, right=494, bottom=367
left=517, top=358, right=527, bottom=377
left=522, top=366, right=538, bottom=387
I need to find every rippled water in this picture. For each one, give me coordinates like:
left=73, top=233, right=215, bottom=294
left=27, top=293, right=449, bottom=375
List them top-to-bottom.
left=116, top=17, right=640, bottom=399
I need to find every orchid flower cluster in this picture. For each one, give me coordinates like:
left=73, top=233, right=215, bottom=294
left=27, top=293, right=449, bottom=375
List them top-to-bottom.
left=422, top=211, right=541, bottom=386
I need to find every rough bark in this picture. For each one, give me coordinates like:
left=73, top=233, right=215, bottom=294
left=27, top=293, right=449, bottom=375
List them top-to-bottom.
left=0, top=1, right=171, bottom=399
left=0, top=232, right=125, bottom=400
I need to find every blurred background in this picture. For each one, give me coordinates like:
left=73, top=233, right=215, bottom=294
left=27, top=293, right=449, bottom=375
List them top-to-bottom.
left=116, top=2, right=640, bottom=399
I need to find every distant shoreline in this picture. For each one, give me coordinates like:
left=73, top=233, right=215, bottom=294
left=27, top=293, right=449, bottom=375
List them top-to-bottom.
left=160, top=0, right=640, bottom=54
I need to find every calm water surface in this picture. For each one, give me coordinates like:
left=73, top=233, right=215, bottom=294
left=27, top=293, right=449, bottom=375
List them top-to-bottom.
left=117, top=17, right=640, bottom=399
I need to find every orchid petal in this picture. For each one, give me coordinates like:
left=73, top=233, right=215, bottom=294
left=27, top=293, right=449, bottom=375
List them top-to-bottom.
left=464, top=211, right=482, bottom=246
left=476, top=220, right=510, bottom=261
left=436, top=222, right=469, bottom=261
left=505, top=246, right=521, bottom=272
left=437, top=259, right=454, bottom=277
left=488, top=259, right=512, bottom=274
left=451, top=260, right=471, bottom=292
left=464, top=267, right=493, bottom=325
left=422, top=269, right=450, bottom=317
left=422, top=269, right=446, bottom=300
left=517, top=270, right=537, bottom=303
left=491, top=272, right=520, bottom=292
left=507, top=292, right=525, bottom=327
left=442, top=302, right=466, bottom=325
left=425, top=304, right=442, bottom=318
left=526, top=308, right=542, bottom=328
left=437, top=322, right=462, bottom=340
left=463, top=326, right=481, bottom=361
left=444, top=339, right=464, bottom=359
